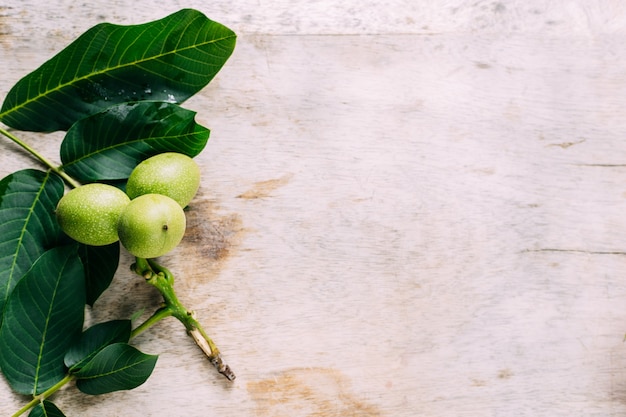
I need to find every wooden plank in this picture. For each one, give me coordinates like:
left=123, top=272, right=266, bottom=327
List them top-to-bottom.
left=2, top=2, right=626, bottom=416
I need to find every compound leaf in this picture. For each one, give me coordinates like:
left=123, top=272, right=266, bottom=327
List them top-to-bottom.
left=0, top=9, right=236, bottom=132
left=60, top=101, right=209, bottom=182
left=0, top=169, right=64, bottom=323
left=0, top=246, right=85, bottom=395
left=74, top=343, right=157, bottom=395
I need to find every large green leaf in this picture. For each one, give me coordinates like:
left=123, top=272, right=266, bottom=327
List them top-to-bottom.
left=0, top=8, right=236, bottom=132
left=60, top=101, right=209, bottom=182
left=0, top=169, right=65, bottom=321
left=78, top=242, right=120, bottom=306
left=0, top=246, right=85, bottom=395
left=74, top=343, right=158, bottom=395
left=28, top=401, right=66, bottom=417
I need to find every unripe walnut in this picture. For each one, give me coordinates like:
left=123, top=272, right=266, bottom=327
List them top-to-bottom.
left=126, top=152, right=200, bottom=208
left=56, top=183, right=130, bottom=246
left=117, top=193, right=186, bottom=258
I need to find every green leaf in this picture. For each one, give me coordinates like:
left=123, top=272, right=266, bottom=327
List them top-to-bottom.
left=0, top=8, right=236, bottom=132
left=60, top=101, right=209, bottom=182
left=0, top=169, right=65, bottom=322
left=78, top=242, right=120, bottom=306
left=0, top=246, right=85, bottom=395
left=65, top=320, right=131, bottom=370
left=74, top=343, right=158, bottom=395
left=28, top=401, right=66, bottom=417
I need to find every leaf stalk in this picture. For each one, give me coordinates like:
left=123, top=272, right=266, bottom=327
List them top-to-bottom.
left=0, top=125, right=80, bottom=188
left=132, top=258, right=235, bottom=380
left=131, top=306, right=173, bottom=338
left=11, top=374, right=75, bottom=417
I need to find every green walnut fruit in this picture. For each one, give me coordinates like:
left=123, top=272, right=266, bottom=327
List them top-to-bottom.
left=126, top=152, right=200, bottom=208
left=56, top=183, right=130, bottom=246
left=117, top=193, right=186, bottom=258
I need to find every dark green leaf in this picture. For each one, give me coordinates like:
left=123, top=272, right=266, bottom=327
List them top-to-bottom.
left=0, top=8, right=236, bottom=132
left=60, top=101, right=209, bottom=182
left=0, top=169, right=65, bottom=322
left=78, top=242, right=120, bottom=306
left=0, top=246, right=85, bottom=395
left=65, top=320, right=131, bottom=370
left=74, top=343, right=158, bottom=395
left=28, top=401, right=66, bottom=417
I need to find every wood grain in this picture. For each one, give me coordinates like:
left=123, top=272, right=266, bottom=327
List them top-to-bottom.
left=2, top=1, right=626, bottom=416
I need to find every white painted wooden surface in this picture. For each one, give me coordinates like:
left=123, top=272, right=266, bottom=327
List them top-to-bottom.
left=2, top=1, right=626, bottom=416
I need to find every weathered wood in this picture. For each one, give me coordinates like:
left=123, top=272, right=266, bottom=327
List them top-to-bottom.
left=2, top=1, right=626, bottom=416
